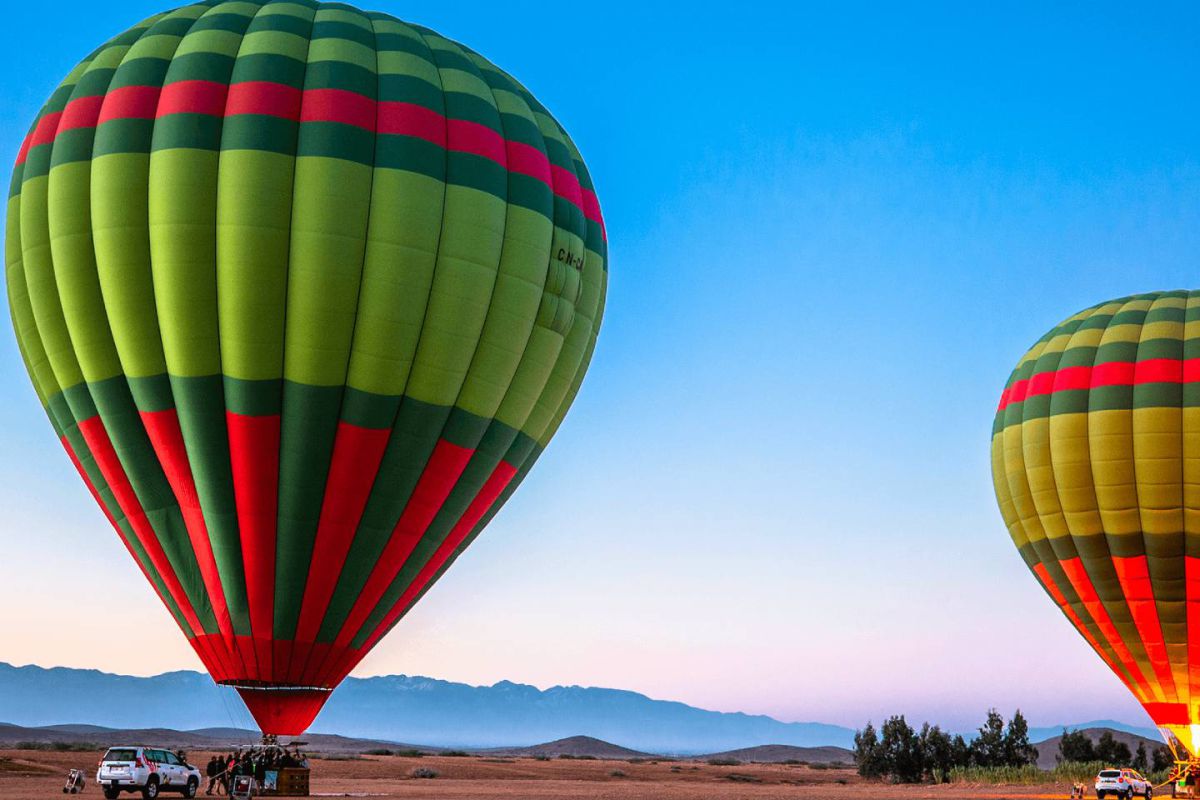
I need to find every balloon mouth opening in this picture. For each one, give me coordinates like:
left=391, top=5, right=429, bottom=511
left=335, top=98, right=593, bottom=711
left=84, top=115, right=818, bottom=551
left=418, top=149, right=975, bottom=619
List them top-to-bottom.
left=227, top=684, right=333, bottom=736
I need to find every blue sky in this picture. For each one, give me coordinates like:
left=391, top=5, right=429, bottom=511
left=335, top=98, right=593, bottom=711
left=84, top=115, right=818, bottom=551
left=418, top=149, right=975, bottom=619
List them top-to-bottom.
left=2, top=1, right=1199, bottom=733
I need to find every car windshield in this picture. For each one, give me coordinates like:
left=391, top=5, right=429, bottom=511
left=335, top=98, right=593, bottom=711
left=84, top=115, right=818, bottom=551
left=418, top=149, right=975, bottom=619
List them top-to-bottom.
left=103, top=749, right=138, bottom=762
left=1099, top=770, right=1121, bottom=778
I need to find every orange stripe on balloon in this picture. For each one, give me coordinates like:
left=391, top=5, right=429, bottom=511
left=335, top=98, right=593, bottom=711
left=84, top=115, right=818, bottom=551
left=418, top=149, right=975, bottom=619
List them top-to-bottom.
left=1112, top=555, right=1179, bottom=702
left=1057, top=557, right=1155, bottom=701
left=1032, top=562, right=1139, bottom=696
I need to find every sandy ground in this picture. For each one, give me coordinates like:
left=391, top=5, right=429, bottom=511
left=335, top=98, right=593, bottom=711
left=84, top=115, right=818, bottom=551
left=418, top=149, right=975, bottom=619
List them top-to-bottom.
left=0, top=749, right=1079, bottom=799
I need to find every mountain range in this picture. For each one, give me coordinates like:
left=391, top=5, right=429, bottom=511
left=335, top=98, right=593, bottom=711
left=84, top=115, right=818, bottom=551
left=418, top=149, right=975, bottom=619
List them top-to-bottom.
left=0, top=662, right=853, bottom=754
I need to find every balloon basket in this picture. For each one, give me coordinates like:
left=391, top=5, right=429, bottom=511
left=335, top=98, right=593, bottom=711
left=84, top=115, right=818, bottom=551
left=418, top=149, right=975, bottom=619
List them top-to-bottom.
left=1164, top=739, right=1200, bottom=798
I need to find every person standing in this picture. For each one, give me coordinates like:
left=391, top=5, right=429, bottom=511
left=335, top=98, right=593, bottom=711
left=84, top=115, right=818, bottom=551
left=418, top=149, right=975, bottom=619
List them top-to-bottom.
left=205, top=756, right=219, bottom=795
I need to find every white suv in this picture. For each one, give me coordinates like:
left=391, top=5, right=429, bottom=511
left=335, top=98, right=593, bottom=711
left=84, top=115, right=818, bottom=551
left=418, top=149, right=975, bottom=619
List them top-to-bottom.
left=96, top=747, right=201, bottom=799
left=1096, top=768, right=1152, bottom=800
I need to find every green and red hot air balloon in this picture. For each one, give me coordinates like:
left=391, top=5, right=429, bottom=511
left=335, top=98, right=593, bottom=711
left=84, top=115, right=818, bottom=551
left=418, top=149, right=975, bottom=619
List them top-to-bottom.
left=6, top=0, right=606, bottom=735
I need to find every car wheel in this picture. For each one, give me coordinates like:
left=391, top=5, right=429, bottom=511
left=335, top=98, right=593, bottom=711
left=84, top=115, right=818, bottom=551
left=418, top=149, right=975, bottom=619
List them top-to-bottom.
left=142, top=776, right=159, bottom=799
left=184, top=778, right=198, bottom=799
left=104, top=788, right=121, bottom=800
left=1148, top=788, right=1154, bottom=799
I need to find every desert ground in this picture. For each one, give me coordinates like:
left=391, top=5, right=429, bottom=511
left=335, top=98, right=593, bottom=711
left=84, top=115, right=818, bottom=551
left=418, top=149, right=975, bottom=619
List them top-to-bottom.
left=0, top=749, right=1082, bottom=799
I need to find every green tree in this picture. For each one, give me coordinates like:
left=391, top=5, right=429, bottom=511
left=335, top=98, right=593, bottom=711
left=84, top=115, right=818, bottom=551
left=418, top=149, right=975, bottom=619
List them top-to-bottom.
left=972, top=709, right=1007, bottom=767
left=1002, top=710, right=1039, bottom=767
left=880, top=715, right=925, bottom=783
left=854, top=722, right=884, bottom=778
left=920, top=723, right=954, bottom=783
left=1059, top=729, right=1096, bottom=763
left=1095, top=731, right=1132, bottom=765
left=1132, top=741, right=1148, bottom=773
left=1152, top=745, right=1174, bottom=773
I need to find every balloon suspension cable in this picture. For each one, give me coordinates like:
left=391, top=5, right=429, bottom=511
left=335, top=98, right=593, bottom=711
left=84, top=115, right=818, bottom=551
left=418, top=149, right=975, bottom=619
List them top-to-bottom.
left=1162, top=735, right=1200, bottom=792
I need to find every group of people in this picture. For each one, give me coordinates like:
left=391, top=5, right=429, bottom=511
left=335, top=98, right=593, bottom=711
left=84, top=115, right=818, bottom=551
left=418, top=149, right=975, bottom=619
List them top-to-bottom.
left=204, top=748, right=308, bottom=795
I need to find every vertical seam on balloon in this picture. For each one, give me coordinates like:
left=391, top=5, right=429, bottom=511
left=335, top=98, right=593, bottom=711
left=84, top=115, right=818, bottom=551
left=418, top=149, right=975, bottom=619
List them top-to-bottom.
left=148, top=0, right=268, bottom=689
left=198, top=0, right=271, bottom=683
left=216, top=0, right=319, bottom=688
left=261, top=0, right=319, bottom=684
left=111, top=1, right=232, bottom=671
left=286, top=5, right=382, bottom=687
left=301, top=15, right=452, bottom=687
left=315, top=27, right=517, bottom=677
left=339, top=31, right=519, bottom=657
left=344, top=49, right=547, bottom=658
left=1131, top=295, right=1184, bottom=703
left=1085, top=298, right=1161, bottom=700
left=1044, top=307, right=1142, bottom=691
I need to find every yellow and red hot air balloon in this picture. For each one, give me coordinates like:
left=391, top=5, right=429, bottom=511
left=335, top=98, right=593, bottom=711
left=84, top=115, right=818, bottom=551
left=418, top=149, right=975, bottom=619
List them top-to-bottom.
left=6, top=1, right=606, bottom=735
left=992, top=291, right=1200, bottom=756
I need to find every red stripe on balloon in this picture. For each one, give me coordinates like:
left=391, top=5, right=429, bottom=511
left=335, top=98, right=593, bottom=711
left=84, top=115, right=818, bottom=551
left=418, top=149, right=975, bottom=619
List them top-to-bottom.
left=156, top=79, right=229, bottom=118
left=225, top=81, right=303, bottom=119
left=97, top=85, right=161, bottom=124
left=300, top=88, right=376, bottom=130
left=59, top=94, right=106, bottom=135
left=376, top=101, right=445, bottom=145
left=28, top=111, right=64, bottom=151
left=448, top=118, right=505, bottom=167
left=997, top=357, right=1200, bottom=411
left=140, top=408, right=243, bottom=671
left=226, top=411, right=281, bottom=680
left=76, top=416, right=206, bottom=637
left=293, top=423, right=392, bottom=644
left=327, top=440, right=475, bottom=657
left=358, top=460, right=518, bottom=656
left=1111, top=555, right=1179, bottom=701
left=1143, top=702, right=1190, bottom=726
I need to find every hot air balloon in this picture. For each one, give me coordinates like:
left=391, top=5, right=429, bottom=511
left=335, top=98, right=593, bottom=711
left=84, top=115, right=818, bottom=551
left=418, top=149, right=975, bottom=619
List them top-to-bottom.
left=5, top=0, right=606, bottom=736
left=991, top=290, right=1200, bottom=760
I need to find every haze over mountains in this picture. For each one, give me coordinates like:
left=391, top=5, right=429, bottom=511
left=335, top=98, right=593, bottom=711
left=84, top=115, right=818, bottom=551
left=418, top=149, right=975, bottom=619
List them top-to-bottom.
left=0, top=663, right=1160, bottom=755
left=0, top=663, right=852, bottom=754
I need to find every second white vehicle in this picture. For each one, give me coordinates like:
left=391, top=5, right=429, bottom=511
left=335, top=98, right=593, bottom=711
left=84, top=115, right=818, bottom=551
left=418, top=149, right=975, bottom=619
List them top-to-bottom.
left=96, top=746, right=201, bottom=799
left=1095, top=768, right=1152, bottom=800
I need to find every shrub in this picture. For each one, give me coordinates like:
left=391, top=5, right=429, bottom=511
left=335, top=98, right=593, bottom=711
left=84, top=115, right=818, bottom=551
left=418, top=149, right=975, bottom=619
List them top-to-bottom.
left=363, top=748, right=392, bottom=756
left=439, top=750, right=470, bottom=757
left=532, top=755, right=550, bottom=761
left=707, top=758, right=740, bottom=766
left=409, top=767, right=438, bottom=779
left=609, top=769, right=627, bottom=777
left=725, top=773, right=762, bottom=783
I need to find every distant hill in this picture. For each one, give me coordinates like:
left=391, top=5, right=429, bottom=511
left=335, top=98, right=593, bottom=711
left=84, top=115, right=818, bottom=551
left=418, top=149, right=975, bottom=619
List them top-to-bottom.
left=0, top=662, right=854, bottom=754
left=1029, top=720, right=1161, bottom=744
left=0, top=722, right=408, bottom=754
left=1031, top=727, right=1165, bottom=771
left=479, top=735, right=654, bottom=759
left=693, top=744, right=854, bottom=764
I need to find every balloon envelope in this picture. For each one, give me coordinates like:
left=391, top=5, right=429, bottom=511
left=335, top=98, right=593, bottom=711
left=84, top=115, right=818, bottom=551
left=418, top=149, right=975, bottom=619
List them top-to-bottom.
left=6, top=0, right=606, bottom=735
left=992, top=291, right=1200, bottom=755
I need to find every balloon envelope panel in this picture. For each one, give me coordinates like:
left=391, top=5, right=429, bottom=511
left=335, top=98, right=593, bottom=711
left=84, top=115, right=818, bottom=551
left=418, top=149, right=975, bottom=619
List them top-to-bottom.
left=5, top=0, right=606, bottom=735
left=991, top=290, right=1200, bottom=755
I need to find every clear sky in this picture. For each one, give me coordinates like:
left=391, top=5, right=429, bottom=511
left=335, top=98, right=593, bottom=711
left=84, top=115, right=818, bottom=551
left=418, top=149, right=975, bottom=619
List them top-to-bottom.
left=1, top=1, right=1199, bottom=734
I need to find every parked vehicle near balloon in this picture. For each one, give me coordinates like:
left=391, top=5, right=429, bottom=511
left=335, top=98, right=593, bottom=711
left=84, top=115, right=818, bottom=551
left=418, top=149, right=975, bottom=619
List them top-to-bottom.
left=6, top=0, right=606, bottom=736
left=96, top=747, right=200, bottom=799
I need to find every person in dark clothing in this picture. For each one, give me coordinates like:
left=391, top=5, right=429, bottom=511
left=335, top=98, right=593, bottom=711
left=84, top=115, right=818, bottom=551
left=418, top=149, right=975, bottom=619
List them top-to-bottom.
left=205, top=756, right=220, bottom=795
